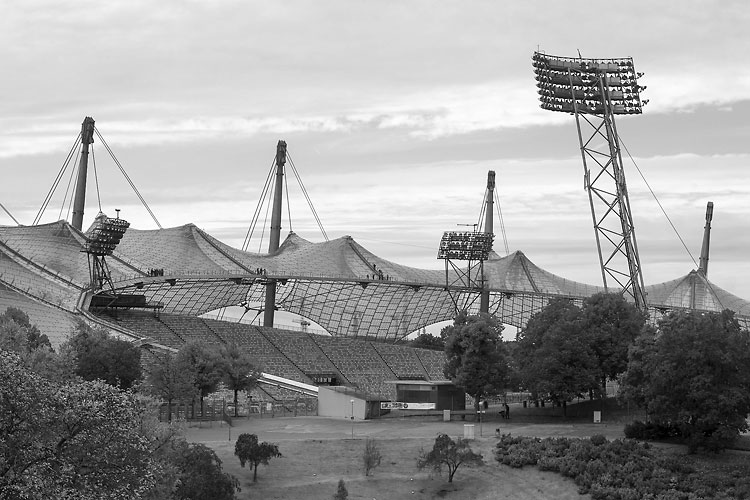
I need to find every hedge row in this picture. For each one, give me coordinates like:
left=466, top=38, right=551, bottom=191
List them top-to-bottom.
left=495, top=434, right=750, bottom=500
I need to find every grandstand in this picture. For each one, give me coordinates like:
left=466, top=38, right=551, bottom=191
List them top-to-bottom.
left=95, top=310, right=447, bottom=401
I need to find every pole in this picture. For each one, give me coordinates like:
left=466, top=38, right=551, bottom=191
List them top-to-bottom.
left=71, top=117, right=95, bottom=231
left=264, top=140, right=287, bottom=327
left=479, top=171, right=494, bottom=313
left=350, top=399, right=355, bottom=439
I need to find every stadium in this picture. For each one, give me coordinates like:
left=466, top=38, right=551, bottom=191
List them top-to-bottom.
left=2, top=112, right=749, bottom=411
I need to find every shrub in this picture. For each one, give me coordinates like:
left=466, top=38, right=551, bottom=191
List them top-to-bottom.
left=590, top=434, right=607, bottom=446
left=363, top=438, right=382, bottom=476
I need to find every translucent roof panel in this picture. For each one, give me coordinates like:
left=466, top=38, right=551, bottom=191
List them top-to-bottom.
left=2, top=221, right=749, bottom=341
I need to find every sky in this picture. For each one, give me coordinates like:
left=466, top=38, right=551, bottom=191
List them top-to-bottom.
left=1, top=0, right=749, bottom=309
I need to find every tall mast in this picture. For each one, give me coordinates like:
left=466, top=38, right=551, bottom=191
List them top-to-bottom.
left=71, top=117, right=96, bottom=231
left=263, top=140, right=287, bottom=327
left=479, top=170, right=495, bottom=313
left=698, top=201, right=713, bottom=276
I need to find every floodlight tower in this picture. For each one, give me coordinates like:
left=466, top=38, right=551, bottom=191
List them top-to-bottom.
left=532, top=51, right=648, bottom=311
left=85, top=212, right=130, bottom=293
left=438, top=229, right=494, bottom=315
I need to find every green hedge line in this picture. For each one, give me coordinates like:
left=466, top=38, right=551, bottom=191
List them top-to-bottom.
left=495, top=434, right=750, bottom=499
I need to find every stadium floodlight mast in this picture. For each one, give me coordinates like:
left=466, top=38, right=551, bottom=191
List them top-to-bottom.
left=532, top=51, right=648, bottom=311
left=85, top=212, right=130, bottom=292
left=437, top=229, right=494, bottom=315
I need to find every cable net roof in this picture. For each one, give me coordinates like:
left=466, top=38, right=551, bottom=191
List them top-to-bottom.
left=1, top=220, right=748, bottom=340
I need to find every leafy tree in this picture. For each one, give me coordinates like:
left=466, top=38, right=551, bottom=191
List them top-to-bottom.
left=580, top=293, right=644, bottom=397
left=516, top=299, right=599, bottom=411
left=0, top=307, right=50, bottom=352
left=0, top=307, right=76, bottom=382
left=619, top=309, right=750, bottom=452
left=442, top=313, right=509, bottom=410
left=63, top=321, right=142, bottom=389
left=408, top=331, right=444, bottom=351
left=176, top=341, right=226, bottom=417
left=220, top=343, right=260, bottom=417
left=141, top=349, right=196, bottom=421
left=0, top=350, right=158, bottom=499
left=234, top=433, right=282, bottom=482
left=416, top=433, right=483, bottom=483
left=362, top=437, right=382, bottom=476
left=173, top=443, right=239, bottom=500
left=333, top=478, right=348, bottom=500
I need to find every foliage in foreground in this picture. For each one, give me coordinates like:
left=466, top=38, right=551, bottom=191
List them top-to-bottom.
left=619, top=309, right=750, bottom=453
left=417, top=433, right=483, bottom=483
left=495, top=434, right=750, bottom=499
left=333, top=478, right=348, bottom=500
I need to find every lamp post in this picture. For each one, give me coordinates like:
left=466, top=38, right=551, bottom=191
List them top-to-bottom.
left=350, top=400, right=355, bottom=439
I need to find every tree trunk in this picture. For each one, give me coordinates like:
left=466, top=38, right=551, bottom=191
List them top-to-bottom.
left=234, top=389, right=239, bottom=417
left=253, top=463, right=258, bottom=482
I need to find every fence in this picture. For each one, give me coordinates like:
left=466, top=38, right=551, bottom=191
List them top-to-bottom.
left=158, top=398, right=318, bottom=423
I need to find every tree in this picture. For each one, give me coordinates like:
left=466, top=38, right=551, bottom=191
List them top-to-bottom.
left=580, top=293, right=645, bottom=397
left=516, top=299, right=599, bottom=411
left=0, top=307, right=50, bottom=352
left=0, top=307, right=75, bottom=381
left=619, top=309, right=750, bottom=452
left=442, top=313, right=509, bottom=410
left=63, top=321, right=142, bottom=390
left=408, top=332, right=444, bottom=351
left=176, top=341, right=226, bottom=417
left=220, top=343, right=260, bottom=417
left=141, top=349, right=196, bottom=421
left=0, top=350, right=158, bottom=499
left=234, top=433, right=282, bottom=482
left=416, top=433, right=483, bottom=483
left=362, top=437, right=382, bottom=476
left=173, top=443, right=239, bottom=500
left=333, top=479, right=348, bottom=500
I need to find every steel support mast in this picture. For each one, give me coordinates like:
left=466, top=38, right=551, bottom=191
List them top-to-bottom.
left=533, top=52, right=648, bottom=311
left=71, top=117, right=96, bottom=231
left=263, top=140, right=287, bottom=327
left=479, top=170, right=495, bottom=313
left=698, top=202, right=714, bottom=276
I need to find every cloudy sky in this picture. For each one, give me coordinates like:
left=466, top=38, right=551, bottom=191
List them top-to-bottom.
left=2, top=0, right=749, bottom=304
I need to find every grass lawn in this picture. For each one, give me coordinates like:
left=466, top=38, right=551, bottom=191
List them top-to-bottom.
left=186, top=400, right=750, bottom=499
left=202, top=435, right=590, bottom=499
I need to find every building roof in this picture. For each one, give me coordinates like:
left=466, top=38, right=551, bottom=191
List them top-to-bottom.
left=1, top=220, right=748, bottom=340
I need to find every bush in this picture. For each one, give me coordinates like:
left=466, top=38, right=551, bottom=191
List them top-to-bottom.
left=624, top=420, right=680, bottom=441
left=590, top=434, right=607, bottom=446
left=495, top=435, right=750, bottom=499
left=363, top=438, right=382, bottom=476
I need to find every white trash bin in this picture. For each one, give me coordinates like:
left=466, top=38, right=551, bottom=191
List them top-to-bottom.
left=464, top=424, right=475, bottom=439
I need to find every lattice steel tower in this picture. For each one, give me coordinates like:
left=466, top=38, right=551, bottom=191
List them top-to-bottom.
left=532, top=51, right=648, bottom=311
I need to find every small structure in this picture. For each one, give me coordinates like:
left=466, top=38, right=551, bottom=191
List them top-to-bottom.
left=388, top=380, right=466, bottom=412
left=318, top=386, right=378, bottom=420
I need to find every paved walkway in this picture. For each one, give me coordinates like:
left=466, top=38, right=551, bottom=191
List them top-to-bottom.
left=186, top=414, right=626, bottom=445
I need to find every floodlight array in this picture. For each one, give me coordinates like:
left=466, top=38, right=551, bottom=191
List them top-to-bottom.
left=533, top=52, right=646, bottom=115
left=86, top=216, right=130, bottom=256
left=437, top=231, right=494, bottom=261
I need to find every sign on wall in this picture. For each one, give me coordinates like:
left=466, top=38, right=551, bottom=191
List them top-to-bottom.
left=380, top=402, right=436, bottom=410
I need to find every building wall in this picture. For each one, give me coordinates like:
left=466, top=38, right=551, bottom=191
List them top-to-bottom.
left=318, top=386, right=367, bottom=420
